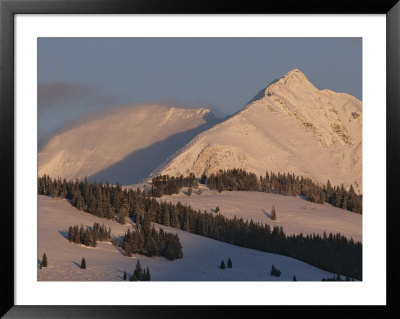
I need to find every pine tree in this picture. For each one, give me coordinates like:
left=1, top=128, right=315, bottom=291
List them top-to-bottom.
left=200, top=173, right=207, bottom=184
left=271, top=205, right=276, bottom=220
left=162, top=206, right=170, bottom=226
left=215, top=206, right=220, bottom=214
left=119, top=207, right=128, bottom=224
left=170, top=207, right=179, bottom=228
left=183, top=215, right=190, bottom=232
left=73, top=225, right=80, bottom=244
left=164, top=234, right=183, bottom=260
left=145, top=237, right=159, bottom=257
left=41, top=253, right=48, bottom=267
left=81, top=257, right=86, bottom=269
left=227, top=257, right=232, bottom=268
left=131, top=260, right=143, bottom=281
left=219, top=260, right=226, bottom=269
left=270, top=264, right=281, bottom=277
left=146, top=266, right=151, bottom=281
left=141, top=267, right=146, bottom=280
left=123, top=271, right=127, bottom=281
left=293, top=275, right=297, bottom=281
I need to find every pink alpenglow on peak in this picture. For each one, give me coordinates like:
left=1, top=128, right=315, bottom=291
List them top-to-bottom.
left=155, top=69, right=362, bottom=194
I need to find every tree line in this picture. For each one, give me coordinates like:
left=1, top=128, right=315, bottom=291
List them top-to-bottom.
left=201, top=169, right=362, bottom=214
left=151, top=173, right=198, bottom=197
left=38, top=175, right=362, bottom=279
left=39, top=175, right=183, bottom=261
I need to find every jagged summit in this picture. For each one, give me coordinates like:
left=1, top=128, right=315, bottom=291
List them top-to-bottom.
left=247, top=68, right=315, bottom=105
left=266, top=68, right=317, bottom=93
left=282, top=68, right=309, bottom=81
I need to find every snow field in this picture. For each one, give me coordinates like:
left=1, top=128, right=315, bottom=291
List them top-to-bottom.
left=160, top=185, right=362, bottom=243
left=38, top=195, right=337, bottom=281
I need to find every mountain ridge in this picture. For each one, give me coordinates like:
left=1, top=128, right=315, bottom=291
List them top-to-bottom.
left=153, top=69, right=362, bottom=193
left=38, top=104, right=219, bottom=183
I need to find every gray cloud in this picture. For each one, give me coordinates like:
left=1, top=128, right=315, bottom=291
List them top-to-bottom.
left=38, top=82, right=121, bottom=110
left=38, top=82, right=89, bottom=109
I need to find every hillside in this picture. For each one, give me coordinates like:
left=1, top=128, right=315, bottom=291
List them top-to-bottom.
left=153, top=69, right=362, bottom=193
left=38, top=104, right=218, bottom=184
left=159, top=185, right=362, bottom=243
left=38, top=195, right=337, bottom=281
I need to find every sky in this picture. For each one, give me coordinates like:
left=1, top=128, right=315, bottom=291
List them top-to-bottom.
left=38, top=38, right=362, bottom=146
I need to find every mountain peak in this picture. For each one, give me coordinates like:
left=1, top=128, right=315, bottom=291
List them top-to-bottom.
left=260, top=68, right=317, bottom=99
left=271, top=68, right=313, bottom=89
left=283, top=68, right=308, bottom=81
left=246, top=69, right=315, bottom=105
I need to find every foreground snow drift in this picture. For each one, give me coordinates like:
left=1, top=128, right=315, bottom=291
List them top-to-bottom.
left=38, top=195, right=336, bottom=281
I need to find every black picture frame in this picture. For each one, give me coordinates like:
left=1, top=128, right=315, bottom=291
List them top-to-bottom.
left=1, top=0, right=399, bottom=317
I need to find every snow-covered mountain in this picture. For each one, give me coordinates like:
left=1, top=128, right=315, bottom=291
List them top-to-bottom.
left=153, top=69, right=362, bottom=193
left=38, top=104, right=218, bottom=184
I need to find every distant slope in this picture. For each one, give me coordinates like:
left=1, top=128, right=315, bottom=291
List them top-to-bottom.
left=153, top=69, right=362, bottom=193
left=38, top=105, right=218, bottom=184
left=160, top=185, right=362, bottom=242
left=38, top=195, right=337, bottom=281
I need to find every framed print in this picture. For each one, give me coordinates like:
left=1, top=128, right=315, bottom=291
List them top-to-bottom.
left=1, top=0, right=399, bottom=317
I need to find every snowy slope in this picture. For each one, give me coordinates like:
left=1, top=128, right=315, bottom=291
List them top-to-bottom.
left=153, top=69, right=362, bottom=193
left=38, top=104, right=218, bottom=184
left=159, top=185, right=362, bottom=243
left=38, top=195, right=337, bottom=281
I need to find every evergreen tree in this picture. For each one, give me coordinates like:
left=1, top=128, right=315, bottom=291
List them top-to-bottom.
left=187, top=187, right=192, bottom=197
left=335, top=187, right=342, bottom=207
left=271, top=205, right=276, bottom=220
left=162, top=206, right=170, bottom=226
left=215, top=206, right=220, bottom=214
left=119, top=207, right=128, bottom=224
left=170, top=207, right=180, bottom=228
left=183, top=215, right=191, bottom=232
left=73, top=225, right=80, bottom=244
left=68, top=226, right=73, bottom=242
left=164, top=234, right=183, bottom=261
left=145, top=237, right=160, bottom=257
left=41, top=253, right=48, bottom=267
left=81, top=257, right=86, bottom=269
left=227, top=257, right=232, bottom=268
left=131, top=260, right=143, bottom=281
left=219, top=260, right=226, bottom=269
left=270, top=264, right=281, bottom=277
left=146, top=266, right=151, bottom=281
left=142, top=268, right=148, bottom=281
left=123, top=271, right=127, bottom=281
left=293, top=275, right=297, bottom=281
